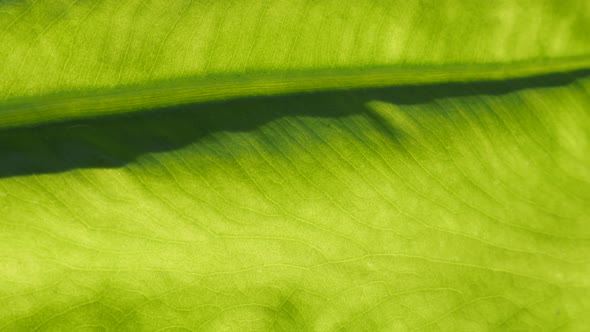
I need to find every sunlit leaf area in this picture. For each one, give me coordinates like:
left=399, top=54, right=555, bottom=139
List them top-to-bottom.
left=0, top=0, right=589, bottom=330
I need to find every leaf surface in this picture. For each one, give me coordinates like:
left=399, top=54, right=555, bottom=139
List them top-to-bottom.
left=0, top=0, right=589, bottom=331
left=1, top=0, right=589, bottom=127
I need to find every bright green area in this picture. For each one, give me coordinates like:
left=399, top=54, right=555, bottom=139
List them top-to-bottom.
left=0, top=0, right=589, bottom=331
left=1, top=0, right=589, bottom=101
left=1, top=0, right=589, bottom=129
left=1, top=74, right=589, bottom=331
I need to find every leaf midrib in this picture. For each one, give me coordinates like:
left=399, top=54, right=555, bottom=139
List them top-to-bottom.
left=1, top=55, right=589, bottom=130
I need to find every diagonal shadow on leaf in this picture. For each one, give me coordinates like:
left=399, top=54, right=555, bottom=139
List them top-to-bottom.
left=0, top=69, right=588, bottom=179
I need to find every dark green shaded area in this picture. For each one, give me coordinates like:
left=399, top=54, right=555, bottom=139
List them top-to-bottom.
left=1, top=69, right=587, bottom=179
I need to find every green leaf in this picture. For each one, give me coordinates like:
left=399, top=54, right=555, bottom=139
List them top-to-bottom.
left=0, top=0, right=589, bottom=330
left=1, top=0, right=589, bottom=128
